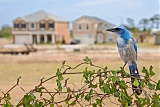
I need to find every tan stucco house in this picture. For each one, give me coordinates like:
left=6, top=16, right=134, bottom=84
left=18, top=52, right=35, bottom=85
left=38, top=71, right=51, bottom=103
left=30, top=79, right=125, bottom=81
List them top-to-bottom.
left=12, top=10, right=70, bottom=44
left=72, top=16, right=116, bottom=44
left=151, top=29, right=160, bottom=45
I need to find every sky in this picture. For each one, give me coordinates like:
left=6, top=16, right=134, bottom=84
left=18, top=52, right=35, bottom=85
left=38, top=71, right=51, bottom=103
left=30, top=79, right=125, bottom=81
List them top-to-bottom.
left=0, top=0, right=159, bottom=28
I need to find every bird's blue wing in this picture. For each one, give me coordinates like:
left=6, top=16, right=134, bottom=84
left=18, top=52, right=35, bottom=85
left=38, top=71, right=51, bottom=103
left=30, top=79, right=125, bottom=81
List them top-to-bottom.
left=131, top=38, right=137, bottom=59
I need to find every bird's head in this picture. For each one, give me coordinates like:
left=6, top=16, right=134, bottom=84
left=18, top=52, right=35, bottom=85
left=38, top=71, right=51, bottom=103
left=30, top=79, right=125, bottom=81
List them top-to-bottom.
left=106, top=26, right=131, bottom=39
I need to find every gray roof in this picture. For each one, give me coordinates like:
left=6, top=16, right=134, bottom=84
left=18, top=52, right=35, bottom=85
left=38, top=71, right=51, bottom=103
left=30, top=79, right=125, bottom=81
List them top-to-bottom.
left=14, top=10, right=68, bottom=22
left=74, top=16, right=115, bottom=28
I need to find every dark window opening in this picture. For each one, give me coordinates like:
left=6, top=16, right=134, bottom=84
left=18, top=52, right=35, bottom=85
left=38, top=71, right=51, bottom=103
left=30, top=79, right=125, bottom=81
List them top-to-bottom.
left=21, top=23, right=26, bottom=28
left=31, top=23, right=34, bottom=28
left=40, top=23, right=45, bottom=28
left=49, top=23, right=54, bottom=28
left=14, top=24, right=19, bottom=28
left=79, top=24, right=82, bottom=30
left=86, top=24, right=89, bottom=30
left=47, top=34, right=52, bottom=43
left=32, top=35, right=37, bottom=44
left=40, top=35, right=44, bottom=43
left=62, top=36, right=66, bottom=44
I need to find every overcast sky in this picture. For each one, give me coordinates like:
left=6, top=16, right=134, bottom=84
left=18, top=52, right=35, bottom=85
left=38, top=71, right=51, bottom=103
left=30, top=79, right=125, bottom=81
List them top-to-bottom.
left=0, top=0, right=159, bottom=28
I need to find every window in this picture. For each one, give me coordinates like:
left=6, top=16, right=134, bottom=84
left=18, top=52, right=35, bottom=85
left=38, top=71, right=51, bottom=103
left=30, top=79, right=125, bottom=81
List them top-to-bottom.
left=14, top=23, right=19, bottom=28
left=21, top=23, right=26, bottom=28
left=31, top=23, right=34, bottom=28
left=40, top=23, right=45, bottom=28
left=49, top=23, right=54, bottom=28
left=78, top=24, right=82, bottom=30
left=86, top=24, right=89, bottom=30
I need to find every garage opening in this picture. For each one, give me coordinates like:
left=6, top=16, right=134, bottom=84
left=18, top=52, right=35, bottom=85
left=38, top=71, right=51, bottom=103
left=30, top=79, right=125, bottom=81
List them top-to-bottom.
left=14, top=35, right=30, bottom=44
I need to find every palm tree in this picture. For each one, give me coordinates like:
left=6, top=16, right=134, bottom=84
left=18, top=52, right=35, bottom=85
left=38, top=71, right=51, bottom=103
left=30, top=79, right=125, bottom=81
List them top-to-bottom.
left=150, top=14, right=160, bottom=28
left=150, top=17, right=155, bottom=28
left=127, top=18, right=135, bottom=28
left=138, top=18, right=149, bottom=31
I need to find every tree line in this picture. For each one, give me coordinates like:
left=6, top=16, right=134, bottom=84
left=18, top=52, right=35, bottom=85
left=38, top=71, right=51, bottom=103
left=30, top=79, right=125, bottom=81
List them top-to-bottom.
left=126, top=14, right=160, bottom=32
left=0, top=25, right=12, bottom=38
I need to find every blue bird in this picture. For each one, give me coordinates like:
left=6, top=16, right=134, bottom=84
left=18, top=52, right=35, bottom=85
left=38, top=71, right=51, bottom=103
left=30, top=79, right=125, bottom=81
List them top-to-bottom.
left=107, top=26, right=142, bottom=95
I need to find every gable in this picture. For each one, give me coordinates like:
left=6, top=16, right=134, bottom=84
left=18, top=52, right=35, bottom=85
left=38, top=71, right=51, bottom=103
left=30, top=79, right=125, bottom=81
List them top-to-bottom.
left=13, top=17, right=27, bottom=22
left=74, top=17, right=94, bottom=24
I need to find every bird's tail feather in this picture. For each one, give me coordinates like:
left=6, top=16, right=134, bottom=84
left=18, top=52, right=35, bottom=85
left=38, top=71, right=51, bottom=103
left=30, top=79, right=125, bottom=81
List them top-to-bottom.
left=129, top=63, right=142, bottom=95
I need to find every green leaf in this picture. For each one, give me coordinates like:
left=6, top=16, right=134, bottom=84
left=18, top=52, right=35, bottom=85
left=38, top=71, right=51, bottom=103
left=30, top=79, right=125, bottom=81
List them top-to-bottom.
left=83, top=56, right=91, bottom=63
left=62, top=60, right=66, bottom=65
left=104, top=66, right=108, bottom=71
left=149, top=66, right=155, bottom=77
left=83, top=67, right=89, bottom=83
left=142, top=67, right=148, bottom=73
left=56, top=69, right=64, bottom=81
left=97, top=69, right=101, bottom=73
left=112, top=70, right=118, bottom=76
left=121, top=70, right=130, bottom=77
left=107, top=76, right=112, bottom=83
left=111, top=76, right=120, bottom=83
left=112, top=76, right=116, bottom=83
left=99, top=77, right=104, bottom=86
left=133, top=78, right=140, bottom=87
left=56, top=79, right=62, bottom=91
left=140, top=79, right=145, bottom=88
left=156, top=80, right=160, bottom=90
left=119, top=81, right=128, bottom=89
left=89, top=83, right=98, bottom=88
left=103, top=83, right=111, bottom=94
left=147, top=83, right=155, bottom=90
left=67, top=87, right=71, bottom=93
left=89, top=89, right=93, bottom=95
left=124, top=90, right=133, bottom=101
left=30, top=92, right=36, bottom=100
left=152, top=92, right=159, bottom=102
left=81, top=93, right=84, bottom=99
left=135, top=93, right=151, bottom=106
left=145, top=93, right=150, bottom=105
left=151, top=93, right=160, bottom=107
left=6, top=94, right=11, bottom=101
left=65, top=94, right=71, bottom=102
left=76, top=94, right=80, bottom=99
left=85, top=94, right=91, bottom=101
left=135, top=94, right=140, bottom=101
left=51, top=96, right=54, bottom=103
left=96, top=99, right=102, bottom=107
left=70, top=100, right=76, bottom=106
left=2, top=101, right=12, bottom=107
left=35, top=101, right=43, bottom=107
left=92, top=103, right=97, bottom=107
left=124, top=103, right=129, bottom=107
left=50, top=104, right=54, bottom=107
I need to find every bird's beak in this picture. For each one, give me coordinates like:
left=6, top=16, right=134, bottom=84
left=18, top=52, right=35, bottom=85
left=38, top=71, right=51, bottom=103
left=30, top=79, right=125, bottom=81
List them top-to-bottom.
left=106, top=28, right=115, bottom=32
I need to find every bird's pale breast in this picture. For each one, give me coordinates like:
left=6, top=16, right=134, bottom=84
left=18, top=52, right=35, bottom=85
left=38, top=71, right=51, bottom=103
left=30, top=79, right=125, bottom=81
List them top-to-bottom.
left=117, top=37, right=136, bottom=64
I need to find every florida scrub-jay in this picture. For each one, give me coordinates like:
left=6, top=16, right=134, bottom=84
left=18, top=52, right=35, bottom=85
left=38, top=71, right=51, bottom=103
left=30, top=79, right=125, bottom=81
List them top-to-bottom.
left=107, top=26, right=141, bottom=95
